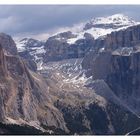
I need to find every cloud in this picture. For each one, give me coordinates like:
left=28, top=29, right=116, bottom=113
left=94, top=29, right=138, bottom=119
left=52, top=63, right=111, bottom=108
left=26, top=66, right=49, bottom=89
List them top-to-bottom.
left=0, top=5, right=140, bottom=39
left=0, top=16, right=22, bottom=33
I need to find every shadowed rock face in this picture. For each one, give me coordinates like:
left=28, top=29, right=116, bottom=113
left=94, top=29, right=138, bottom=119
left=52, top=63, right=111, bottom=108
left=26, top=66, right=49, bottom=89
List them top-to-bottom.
left=82, top=24, right=140, bottom=117
left=82, top=24, right=140, bottom=71
left=92, top=24, right=140, bottom=51
left=82, top=25, right=140, bottom=78
left=43, top=32, right=94, bottom=63
left=44, top=37, right=69, bottom=62
left=83, top=50, right=140, bottom=99
left=106, top=51, right=140, bottom=114
left=107, top=53, right=138, bottom=97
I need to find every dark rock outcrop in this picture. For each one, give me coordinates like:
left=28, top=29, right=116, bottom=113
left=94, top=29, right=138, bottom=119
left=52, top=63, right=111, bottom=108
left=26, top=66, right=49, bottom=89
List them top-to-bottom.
left=43, top=32, right=94, bottom=62
left=44, top=36, right=69, bottom=62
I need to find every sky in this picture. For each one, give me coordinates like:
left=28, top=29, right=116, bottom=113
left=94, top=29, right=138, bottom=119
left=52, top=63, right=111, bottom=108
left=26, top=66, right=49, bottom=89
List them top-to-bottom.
left=0, top=5, right=140, bottom=40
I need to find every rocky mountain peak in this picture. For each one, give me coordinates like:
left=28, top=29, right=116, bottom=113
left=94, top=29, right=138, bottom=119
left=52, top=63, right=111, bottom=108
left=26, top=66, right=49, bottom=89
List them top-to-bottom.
left=83, top=14, right=137, bottom=30
left=55, top=31, right=77, bottom=40
left=0, top=33, right=17, bottom=55
left=16, top=38, right=44, bottom=52
left=19, top=38, right=44, bottom=48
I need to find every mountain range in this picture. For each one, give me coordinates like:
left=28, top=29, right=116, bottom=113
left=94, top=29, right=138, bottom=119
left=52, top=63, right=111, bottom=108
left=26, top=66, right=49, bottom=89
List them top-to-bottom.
left=0, top=14, right=140, bottom=135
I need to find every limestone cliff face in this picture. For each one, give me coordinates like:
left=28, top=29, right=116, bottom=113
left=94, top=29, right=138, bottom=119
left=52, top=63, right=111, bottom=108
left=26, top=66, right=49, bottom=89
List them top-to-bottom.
left=82, top=24, right=140, bottom=116
left=82, top=24, right=140, bottom=70
left=82, top=24, right=140, bottom=74
left=89, top=24, right=140, bottom=51
left=104, top=25, right=140, bottom=50
left=43, top=32, right=94, bottom=62
left=44, top=37, right=69, bottom=62
left=0, top=44, right=68, bottom=133
left=84, top=49, right=140, bottom=114
left=106, top=50, right=140, bottom=114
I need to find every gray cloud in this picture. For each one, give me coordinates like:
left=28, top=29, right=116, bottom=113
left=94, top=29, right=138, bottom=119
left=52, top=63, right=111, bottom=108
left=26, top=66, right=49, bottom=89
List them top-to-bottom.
left=0, top=5, right=140, bottom=38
